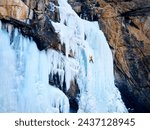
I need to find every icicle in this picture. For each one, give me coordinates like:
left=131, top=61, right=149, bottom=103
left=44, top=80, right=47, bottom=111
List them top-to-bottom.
left=0, top=21, right=2, bottom=29
left=0, top=27, right=17, bottom=112
left=39, top=50, right=49, bottom=84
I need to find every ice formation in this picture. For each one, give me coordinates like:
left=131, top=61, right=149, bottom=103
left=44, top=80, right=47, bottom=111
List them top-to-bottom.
left=0, top=0, right=127, bottom=113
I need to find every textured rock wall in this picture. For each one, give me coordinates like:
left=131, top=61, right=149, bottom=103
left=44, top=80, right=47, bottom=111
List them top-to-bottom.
left=0, top=0, right=33, bottom=21
left=0, top=0, right=62, bottom=51
left=98, top=0, right=150, bottom=113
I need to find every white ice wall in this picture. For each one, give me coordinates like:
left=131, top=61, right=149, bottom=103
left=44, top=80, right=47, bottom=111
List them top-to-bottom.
left=54, top=0, right=127, bottom=112
left=0, top=21, right=69, bottom=113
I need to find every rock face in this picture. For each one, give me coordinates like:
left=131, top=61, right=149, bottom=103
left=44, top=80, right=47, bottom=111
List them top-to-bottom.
left=0, top=0, right=150, bottom=112
left=0, top=0, right=31, bottom=21
left=0, top=0, right=61, bottom=51
left=68, top=0, right=150, bottom=112
left=98, top=0, right=150, bottom=113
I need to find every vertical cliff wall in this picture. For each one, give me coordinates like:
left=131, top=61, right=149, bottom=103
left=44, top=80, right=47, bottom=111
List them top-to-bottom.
left=0, top=0, right=149, bottom=112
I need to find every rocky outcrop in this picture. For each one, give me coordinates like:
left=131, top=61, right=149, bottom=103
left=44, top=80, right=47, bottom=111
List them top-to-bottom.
left=0, top=0, right=150, bottom=112
left=0, top=0, right=62, bottom=51
left=0, top=0, right=32, bottom=21
left=68, top=0, right=150, bottom=112
left=98, top=0, right=150, bottom=113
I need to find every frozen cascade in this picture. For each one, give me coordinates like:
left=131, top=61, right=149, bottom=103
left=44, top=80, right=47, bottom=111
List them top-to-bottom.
left=0, top=0, right=127, bottom=113
left=53, top=0, right=127, bottom=112
left=0, top=21, right=69, bottom=113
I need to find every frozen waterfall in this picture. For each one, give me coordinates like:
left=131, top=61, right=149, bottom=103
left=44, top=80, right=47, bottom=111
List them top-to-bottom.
left=0, top=0, right=127, bottom=113
left=0, top=24, right=69, bottom=113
